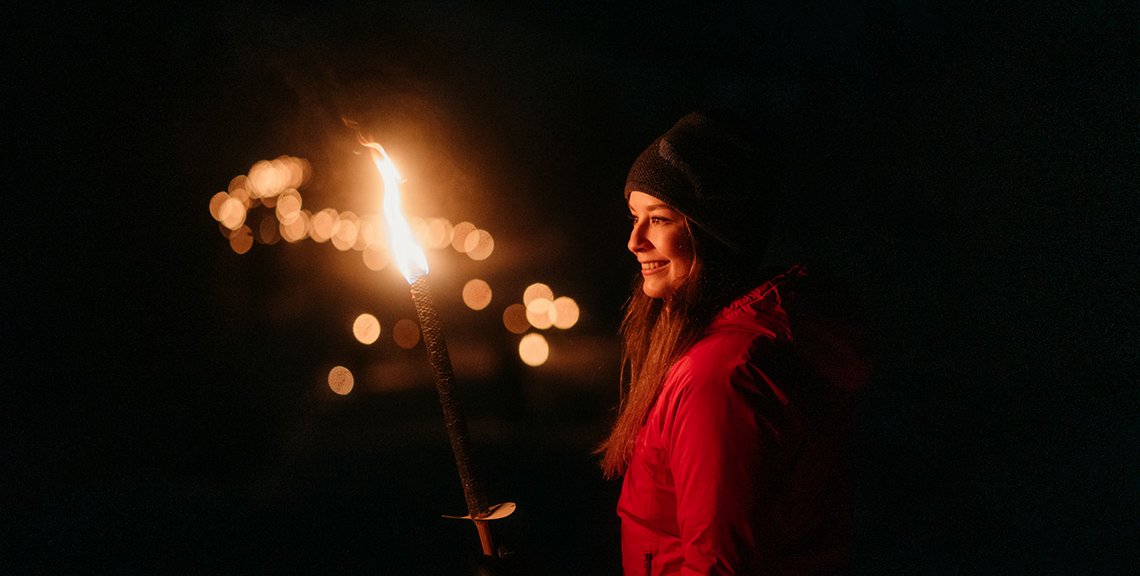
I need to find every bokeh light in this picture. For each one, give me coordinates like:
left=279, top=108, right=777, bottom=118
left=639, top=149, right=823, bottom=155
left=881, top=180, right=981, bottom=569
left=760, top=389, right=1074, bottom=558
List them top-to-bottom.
left=245, top=156, right=308, bottom=200
left=275, top=156, right=311, bottom=190
left=246, top=159, right=280, bottom=198
left=228, top=174, right=248, bottom=194
left=231, top=186, right=252, bottom=208
left=276, top=189, right=303, bottom=223
left=209, top=191, right=229, bottom=221
left=260, top=191, right=279, bottom=209
left=219, top=197, right=246, bottom=230
left=310, top=208, right=339, bottom=243
left=280, top=209, right=310, bottom=243
left=331, top=211, right=359, bottom=251
left=257, top=215, right=281, bottom=245
left=359, top=215, right=384, bottom=246
left=354, top=218, right=377, bottom=251
left=426, top=218, right=453, bottom=249
left=450, top=221, right=477, bottom=253
left=229, top=225, right=254, bottom=254
left=464, top=229, right=494, bottom=261
left=362, top=245, right=390, bottom=271
left=462, top=279, right=493, bottom=311
left=523, top=283, right=554, bottom=306
left=552, top=296, right=580, bottom=329
left=526, top=297, right=556, bottom=330
left=502, top=303, right=529, bottom=334
left=353, top=313, right=381, bottom=345
left=393, top=318, right=421, bottom=349
left=518, top=333, right=550, bottom=367
left=328, top=365, right=354, bottom=395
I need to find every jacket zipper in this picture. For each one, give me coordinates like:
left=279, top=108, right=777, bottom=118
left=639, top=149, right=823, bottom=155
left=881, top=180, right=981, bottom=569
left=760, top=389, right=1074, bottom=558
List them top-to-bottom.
left=644, top=552, right=653, bottom=576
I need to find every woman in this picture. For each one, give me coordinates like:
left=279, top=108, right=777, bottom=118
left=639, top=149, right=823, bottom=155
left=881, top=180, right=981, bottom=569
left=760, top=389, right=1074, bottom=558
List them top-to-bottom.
left=598, top=112, right=863, bottom=575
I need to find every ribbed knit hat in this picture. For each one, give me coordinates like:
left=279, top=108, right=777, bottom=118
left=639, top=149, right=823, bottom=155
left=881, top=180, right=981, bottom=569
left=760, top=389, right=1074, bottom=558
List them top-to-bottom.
left=624, top=111, right=778, bottom=256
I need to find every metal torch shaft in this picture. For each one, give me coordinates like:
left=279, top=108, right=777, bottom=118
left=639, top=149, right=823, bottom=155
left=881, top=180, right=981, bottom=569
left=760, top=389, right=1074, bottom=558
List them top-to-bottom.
left=408, top=274, right=495, bottom=556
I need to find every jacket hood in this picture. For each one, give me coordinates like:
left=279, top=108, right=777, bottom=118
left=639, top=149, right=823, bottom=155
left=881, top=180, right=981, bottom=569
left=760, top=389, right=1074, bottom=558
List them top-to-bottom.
left=706, top=264, right=805, bottom=340
left=709, top=264, right=871, bottom=393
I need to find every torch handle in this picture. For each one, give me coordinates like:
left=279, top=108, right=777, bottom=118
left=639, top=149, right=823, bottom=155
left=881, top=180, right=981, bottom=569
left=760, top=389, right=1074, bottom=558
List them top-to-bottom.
left=409, top=275, right=495, bottom=556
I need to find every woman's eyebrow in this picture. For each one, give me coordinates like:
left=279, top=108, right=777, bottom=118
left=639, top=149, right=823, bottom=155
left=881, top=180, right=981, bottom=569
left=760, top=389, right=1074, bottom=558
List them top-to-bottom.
left=629, top=203, right=674, bottom=212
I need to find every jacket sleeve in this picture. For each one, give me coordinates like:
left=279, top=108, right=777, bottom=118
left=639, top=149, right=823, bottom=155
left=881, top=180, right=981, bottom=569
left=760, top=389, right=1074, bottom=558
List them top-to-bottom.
left=664, top=353, right=786, bottom=575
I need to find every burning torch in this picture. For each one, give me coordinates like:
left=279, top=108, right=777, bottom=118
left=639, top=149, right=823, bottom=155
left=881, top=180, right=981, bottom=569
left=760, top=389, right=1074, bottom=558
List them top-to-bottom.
left=362, top=139, right=514, bottom=558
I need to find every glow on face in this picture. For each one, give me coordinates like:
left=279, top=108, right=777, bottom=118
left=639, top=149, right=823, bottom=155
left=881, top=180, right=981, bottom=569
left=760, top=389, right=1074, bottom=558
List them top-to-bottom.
left=627, top=191, right=693, bottom=299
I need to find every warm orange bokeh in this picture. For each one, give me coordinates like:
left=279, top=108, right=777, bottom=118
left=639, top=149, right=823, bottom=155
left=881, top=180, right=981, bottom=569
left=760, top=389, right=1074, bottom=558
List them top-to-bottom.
left=462, top=279, right=493, bottom=311
left=552, top=296, right=580, bottom=329
left=526, top=298, right=555, bottom=330
left=502, top=304, right=529, bottom=335
left=353, top=313, right=381, bottom=345
left=393, top=318, right=421, bottom=350
left=518, top=333, right=550, bottom=367
left=327, top=365, right=355, bottom=395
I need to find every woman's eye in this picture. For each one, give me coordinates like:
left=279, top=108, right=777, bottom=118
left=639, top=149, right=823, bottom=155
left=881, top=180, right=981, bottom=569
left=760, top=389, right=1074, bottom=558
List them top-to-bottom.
left=629, top=214, right=673, bottom=225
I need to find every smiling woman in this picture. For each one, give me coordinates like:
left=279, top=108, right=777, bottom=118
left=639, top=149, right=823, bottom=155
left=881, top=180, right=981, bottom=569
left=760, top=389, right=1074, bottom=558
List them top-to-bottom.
left=598, top=112, right=862, bottom=575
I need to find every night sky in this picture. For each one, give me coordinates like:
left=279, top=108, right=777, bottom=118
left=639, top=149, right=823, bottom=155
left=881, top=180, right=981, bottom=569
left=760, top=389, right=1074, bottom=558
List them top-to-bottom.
left=5, top=2, right=1137, bottom=574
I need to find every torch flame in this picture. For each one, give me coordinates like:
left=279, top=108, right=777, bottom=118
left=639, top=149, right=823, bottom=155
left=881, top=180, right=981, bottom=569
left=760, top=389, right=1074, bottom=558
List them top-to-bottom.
left=362, top=141, right=428, bottom=283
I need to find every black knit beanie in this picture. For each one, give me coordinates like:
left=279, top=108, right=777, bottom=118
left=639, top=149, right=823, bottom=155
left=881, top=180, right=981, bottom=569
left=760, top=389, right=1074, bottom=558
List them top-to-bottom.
left=624, top=111, right=779, bottom=257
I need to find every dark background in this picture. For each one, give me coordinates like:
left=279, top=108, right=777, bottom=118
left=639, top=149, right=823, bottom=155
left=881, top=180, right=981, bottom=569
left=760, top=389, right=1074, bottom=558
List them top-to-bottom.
left=4, top=2, right=1136, bottom=574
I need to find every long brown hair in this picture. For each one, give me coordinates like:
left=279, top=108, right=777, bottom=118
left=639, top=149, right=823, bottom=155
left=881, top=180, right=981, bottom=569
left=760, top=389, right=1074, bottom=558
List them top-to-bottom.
left=596, top=221, right=757, bottom=478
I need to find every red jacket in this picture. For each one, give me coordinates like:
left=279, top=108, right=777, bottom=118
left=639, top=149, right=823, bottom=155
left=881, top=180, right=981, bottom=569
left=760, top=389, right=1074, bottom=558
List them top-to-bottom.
left=618, top=266, right=856, bottom=575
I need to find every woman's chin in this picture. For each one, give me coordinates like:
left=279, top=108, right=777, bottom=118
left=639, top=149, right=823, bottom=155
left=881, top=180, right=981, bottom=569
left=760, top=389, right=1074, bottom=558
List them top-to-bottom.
left=641, top=283, right=667, bottom=299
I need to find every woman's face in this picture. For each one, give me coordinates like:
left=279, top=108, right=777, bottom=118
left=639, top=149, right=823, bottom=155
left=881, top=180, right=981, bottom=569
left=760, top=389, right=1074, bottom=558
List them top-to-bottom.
left=627, top=191, right=694, bottom=299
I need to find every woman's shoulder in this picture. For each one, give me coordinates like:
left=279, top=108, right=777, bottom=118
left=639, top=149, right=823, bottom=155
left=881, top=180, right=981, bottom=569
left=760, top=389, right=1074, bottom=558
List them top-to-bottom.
left=668, top=330, right=767, bottom=392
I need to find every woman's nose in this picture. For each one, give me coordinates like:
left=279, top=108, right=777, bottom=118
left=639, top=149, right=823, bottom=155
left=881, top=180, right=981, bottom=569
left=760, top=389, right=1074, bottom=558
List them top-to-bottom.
left=628, top=222, right=648, bottom=253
